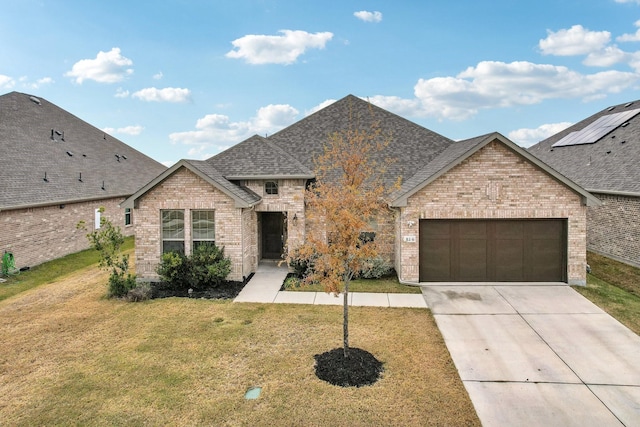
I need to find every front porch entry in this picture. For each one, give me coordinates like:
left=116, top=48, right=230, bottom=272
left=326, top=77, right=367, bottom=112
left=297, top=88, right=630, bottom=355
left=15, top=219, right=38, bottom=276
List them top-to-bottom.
left=260, top=212, right=287, bottom=260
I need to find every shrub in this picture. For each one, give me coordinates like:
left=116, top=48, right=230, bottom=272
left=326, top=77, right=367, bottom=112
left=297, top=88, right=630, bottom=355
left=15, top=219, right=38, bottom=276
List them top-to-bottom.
left=78, top=207, right=136, bottom=299
left=156, top=243, right=231, bottom=291
left=288, top=248, right=318, bottom=278
left=358, top=257, right=393, bottom=279
left=283, top=275, right=302, bottom=290
left=126, top=282, right=152, bottom=302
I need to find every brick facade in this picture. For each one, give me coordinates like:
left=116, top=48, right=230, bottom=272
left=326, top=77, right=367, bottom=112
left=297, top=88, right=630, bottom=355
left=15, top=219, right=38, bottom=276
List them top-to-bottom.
left=397, top=141, right=588, bottom=285
left=133, top=143, right=590, bottom=286
left=133, top=169, right=307, bottom=282
left=587, top=193, right=640, bottom=267
left=0, top=197, right=131, bottom=269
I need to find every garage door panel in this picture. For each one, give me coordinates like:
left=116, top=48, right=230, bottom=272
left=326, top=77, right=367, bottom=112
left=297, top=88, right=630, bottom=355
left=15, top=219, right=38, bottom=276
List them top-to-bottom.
left=420, top=219, right=566, bottom=282
left=458, top=238, right=487, bottom=281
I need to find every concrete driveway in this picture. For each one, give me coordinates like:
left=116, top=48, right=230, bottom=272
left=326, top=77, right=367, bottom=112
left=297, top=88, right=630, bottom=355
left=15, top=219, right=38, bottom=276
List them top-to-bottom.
left=421, top=283, right=640, bottom=427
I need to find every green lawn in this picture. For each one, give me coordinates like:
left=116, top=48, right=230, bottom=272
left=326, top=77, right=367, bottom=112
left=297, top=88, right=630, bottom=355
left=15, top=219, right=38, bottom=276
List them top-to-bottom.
left=0, top=236, right=134, bottom=302
left=573, top=252, right=640, bottom=335
left=284, top=274, right=423, bottom=294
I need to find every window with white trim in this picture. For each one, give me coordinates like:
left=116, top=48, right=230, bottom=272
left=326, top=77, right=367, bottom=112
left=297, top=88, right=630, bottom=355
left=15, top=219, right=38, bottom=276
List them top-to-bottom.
left=125, top=208, right=132, bottom=226
left=161, top=210, right=185, bottom=254
left=192, top=210, right=215, bottom=251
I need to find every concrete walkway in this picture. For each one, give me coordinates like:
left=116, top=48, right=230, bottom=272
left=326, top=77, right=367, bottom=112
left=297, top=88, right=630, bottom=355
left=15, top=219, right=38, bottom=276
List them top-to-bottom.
left=234, top=261, right=427, bottom=308
left=422, top=283, right=640, bottom=427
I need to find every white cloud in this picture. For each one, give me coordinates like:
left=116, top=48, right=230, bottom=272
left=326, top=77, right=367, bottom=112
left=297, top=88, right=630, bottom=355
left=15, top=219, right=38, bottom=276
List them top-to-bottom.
left=614, top=0, right=640, bottom=3
left=354, top=11, right=383, bottom=23
left=617, top=20, right=640, bottom=42
left=539, top=25, right=611, bottom=56
left=226, top=30, right=333, bottom=65
left=583, top=45, right=629, bottom=67
left=65, top=47, right=133, bottom=84
left=362, top=61, right=639, bottom=121
left=153, top=71, right=164, bottom=80
left=0, top=74, right=15, bottom=89
left=32, top=77, right=54, bottom=88
left=115, top=87, right=130, bottom=98
left=132, top=87, right=191, bottom=103
left=305, top=99, right=337, bottom=116
left=169, top=104, right=299, bottom=157
left=508, top=122, right=573, bottom=147
left=102, top=125, right=144, bottom=136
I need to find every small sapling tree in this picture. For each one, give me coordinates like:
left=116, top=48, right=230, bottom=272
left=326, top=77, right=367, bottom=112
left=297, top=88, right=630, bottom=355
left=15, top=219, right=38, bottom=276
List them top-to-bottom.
left=292, top=102, right=399, bottom=360
left=78, top=207, right=136, bottom=298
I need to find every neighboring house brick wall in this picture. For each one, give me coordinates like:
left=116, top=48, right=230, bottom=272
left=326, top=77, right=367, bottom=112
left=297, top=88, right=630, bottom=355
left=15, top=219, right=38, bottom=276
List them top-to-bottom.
left=398, top=141, right=588, bottom=285
left=134, top=167, right=246, bottom=282
left=587, top=193, right=640, bottom=267
left=0, top=197, right=130, bottom=269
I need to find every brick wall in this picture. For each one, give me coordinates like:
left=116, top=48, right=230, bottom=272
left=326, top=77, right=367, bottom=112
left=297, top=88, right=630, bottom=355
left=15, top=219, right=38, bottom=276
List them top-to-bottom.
left=399, top=141, right=588, bottom=285
left=134, top=167, right=249, bottom=281
left=245, top=179, right=306, bottom=254
left=587, top=193, right=640, bottom=267
left=0, top=197, right=130, bottom=269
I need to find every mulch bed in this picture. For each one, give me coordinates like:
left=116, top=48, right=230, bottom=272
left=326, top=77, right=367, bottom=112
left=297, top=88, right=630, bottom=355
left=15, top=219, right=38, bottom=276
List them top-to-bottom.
left=150, top=278, right=249, bottom=300
left=314, top=347, right=384, bottom=387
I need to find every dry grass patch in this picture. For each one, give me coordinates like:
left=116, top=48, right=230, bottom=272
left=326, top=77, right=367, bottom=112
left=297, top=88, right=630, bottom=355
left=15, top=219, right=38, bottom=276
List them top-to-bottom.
left=0, top=263, right=479, bottom=426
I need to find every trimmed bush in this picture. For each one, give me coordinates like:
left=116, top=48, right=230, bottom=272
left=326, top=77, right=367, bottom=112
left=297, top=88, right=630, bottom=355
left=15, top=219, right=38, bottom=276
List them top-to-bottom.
left=156, top=243, right=231, bottom=291
left=358, top=257, right=393, bottom=279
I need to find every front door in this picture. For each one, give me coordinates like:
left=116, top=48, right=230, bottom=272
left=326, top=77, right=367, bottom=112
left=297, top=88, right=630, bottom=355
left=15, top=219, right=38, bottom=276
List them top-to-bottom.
left=261, top=212, right=284, bottom=259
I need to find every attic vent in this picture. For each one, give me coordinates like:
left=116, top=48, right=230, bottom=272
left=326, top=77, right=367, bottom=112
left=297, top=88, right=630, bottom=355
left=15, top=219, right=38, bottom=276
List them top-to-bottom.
left=29, top=96, right=41, bottom=105
left=625, top=102, right=634, bottom=108
left=607, top=106, right=615, bottom=111
left=621, top=122, right=630, bottom=127
left=66, top=151, right=73, bottom=157
left=115, top=154, right=121, bottom=162
left=122, top=155, right=127, bottom=160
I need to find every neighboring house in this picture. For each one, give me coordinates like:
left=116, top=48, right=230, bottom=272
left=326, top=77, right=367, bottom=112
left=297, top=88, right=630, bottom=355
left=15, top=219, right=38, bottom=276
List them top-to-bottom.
left=0, top=91, right=166, bottom=269
left=124, top=95, right=598, bottom=286
left=529, top=100, right=640, bottom=268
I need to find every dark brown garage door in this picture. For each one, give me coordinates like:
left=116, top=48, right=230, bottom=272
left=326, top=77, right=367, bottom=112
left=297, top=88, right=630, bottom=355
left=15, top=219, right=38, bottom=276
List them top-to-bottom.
left=419, top=219, right=567, bottom=282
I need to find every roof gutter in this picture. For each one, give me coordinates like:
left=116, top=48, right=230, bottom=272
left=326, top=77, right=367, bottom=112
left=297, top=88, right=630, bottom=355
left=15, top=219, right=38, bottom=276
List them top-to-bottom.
left=585, top=189, right=640, bottom=198
left=1, top=194, right=131, bottom=212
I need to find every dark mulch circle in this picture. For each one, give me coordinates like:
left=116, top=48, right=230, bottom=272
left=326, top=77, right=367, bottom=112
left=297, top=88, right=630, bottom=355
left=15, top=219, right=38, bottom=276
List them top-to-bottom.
left=314, top=347, right=384, bottom=387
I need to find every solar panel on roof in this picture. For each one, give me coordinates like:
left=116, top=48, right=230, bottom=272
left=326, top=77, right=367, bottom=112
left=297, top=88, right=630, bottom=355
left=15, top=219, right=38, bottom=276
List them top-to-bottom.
left=552, top=108, right=640, bottom=147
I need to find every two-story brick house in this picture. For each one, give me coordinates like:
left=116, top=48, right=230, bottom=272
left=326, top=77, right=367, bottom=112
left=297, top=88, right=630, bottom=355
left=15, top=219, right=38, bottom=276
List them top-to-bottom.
left=124, top=95, right=599, bottom=285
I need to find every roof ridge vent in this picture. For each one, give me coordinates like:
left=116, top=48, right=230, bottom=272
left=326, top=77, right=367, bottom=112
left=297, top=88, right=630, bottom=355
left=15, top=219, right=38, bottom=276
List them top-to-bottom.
left=29, top=96, right=41, bottom=105
left=625, top=102, right=634, bottom=108
left=607, top=106, right=615, bottom=111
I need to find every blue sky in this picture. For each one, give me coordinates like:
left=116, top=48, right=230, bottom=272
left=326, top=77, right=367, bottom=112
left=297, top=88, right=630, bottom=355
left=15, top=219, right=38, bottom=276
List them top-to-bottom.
left=3, top=0, right=640, bottom=166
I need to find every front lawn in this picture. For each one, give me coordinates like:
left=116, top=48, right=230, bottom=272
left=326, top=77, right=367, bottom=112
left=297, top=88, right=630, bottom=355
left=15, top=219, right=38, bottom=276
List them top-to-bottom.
left=573, top=252, right=640, bottom=335
left=0, top=259, right=479, bottom=426
left=284, top=274, right=423, bottom=294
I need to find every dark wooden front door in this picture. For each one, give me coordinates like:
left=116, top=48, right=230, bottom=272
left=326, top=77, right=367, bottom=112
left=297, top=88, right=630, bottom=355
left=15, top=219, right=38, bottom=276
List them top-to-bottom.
left=262, top=212, right=284, bottom=259
left=419, top=219, right=567, bottom=282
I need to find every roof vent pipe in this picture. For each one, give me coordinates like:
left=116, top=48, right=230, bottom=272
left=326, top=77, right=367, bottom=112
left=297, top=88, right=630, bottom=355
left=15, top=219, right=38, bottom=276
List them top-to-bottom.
left=43, top=172, right=49, bottom=182
left=79, top=172, right=83, bottom=182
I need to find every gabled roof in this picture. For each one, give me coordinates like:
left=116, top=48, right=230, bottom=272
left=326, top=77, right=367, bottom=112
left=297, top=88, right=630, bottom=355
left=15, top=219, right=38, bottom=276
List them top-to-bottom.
left=0, top=91, right=166, bottom=210
left=266, top=94, right=455, bottom=187
left=529, top=99, right=640, bottom=196
left=390, top=132, right=600, bottom=207
left=206, top=135, right=314, bottom=179
left=121, top=160, right=261, bottom=209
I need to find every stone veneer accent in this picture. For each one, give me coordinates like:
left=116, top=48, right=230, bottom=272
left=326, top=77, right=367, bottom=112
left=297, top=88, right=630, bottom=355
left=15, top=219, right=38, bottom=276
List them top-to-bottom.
left=397, top=141, right=588, bottom=285
left=587, top=193, right=640, bottom=268
left=0, top=197, right=131, bottom=269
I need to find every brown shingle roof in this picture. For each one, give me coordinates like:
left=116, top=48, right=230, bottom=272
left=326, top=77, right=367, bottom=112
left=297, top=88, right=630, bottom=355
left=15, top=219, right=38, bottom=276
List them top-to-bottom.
left=0, top=91, right=166, bottom=209
left=529, top=100, right=640, bottom=195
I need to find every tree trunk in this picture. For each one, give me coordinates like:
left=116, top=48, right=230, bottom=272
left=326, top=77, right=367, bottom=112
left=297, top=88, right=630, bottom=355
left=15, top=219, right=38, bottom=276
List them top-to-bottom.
left=343, top=276, right=350, bottom=358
